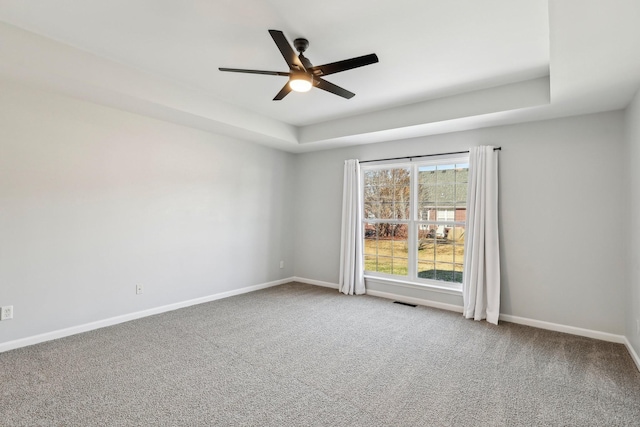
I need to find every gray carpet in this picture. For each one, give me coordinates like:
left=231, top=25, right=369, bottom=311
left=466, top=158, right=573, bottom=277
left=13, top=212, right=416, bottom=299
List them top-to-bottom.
left=1, top=282, right=639, bottom=426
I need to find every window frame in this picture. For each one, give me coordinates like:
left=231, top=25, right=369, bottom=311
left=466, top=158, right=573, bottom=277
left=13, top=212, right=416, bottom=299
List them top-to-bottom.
left=361, top=155, right=469, bottom=292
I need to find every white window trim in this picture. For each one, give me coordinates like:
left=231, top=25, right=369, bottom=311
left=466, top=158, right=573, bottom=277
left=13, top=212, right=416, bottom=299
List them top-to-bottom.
left=361, top=155, right=469, bottom=292
left=363, top=274, right=463, bottom=296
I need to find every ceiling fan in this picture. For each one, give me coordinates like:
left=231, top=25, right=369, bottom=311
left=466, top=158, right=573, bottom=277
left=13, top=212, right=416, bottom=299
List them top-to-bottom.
left=219, top=30, right=379, bottom=101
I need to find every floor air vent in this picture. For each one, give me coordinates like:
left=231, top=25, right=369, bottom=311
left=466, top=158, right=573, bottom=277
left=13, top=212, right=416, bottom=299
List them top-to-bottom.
left=393, top=301, right=417, bottom=307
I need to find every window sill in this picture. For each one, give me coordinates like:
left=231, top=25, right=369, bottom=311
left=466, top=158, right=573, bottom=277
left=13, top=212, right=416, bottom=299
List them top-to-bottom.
left=364, top=275, right=463, bottom=296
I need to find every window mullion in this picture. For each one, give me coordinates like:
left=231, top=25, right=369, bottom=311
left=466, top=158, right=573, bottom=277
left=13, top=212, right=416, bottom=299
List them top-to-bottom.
left=408, top=163, right=417, bottom=280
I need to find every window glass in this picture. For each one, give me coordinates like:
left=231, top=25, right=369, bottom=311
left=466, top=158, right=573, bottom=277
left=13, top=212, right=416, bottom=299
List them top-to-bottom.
left=363, top=159, right=468, bottom=287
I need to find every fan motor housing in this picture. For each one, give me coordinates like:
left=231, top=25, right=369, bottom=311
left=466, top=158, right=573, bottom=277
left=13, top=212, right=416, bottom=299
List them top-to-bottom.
left=293, top=38, right=309, bottom=53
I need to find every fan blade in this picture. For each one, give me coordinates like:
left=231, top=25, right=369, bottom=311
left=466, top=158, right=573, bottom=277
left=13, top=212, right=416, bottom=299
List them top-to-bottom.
left=269, top=30, right=305, bottom=71
left=309, top=53, right=378, bottom=77
left=219, top=67, right=290, bottom=76
left=315, top=78, right=355, bottom=99
left=273, top=83, right=292, bottom=101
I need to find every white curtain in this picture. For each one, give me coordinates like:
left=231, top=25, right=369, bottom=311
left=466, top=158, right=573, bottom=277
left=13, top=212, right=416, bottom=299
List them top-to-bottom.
left=463, top=146, right=500, bottom=324
left=339, top=159, right=365, bottom=295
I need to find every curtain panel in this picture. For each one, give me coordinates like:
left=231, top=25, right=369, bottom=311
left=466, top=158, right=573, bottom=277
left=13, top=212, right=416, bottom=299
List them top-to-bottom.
left=463, top=146, right=500, bottom=324
left=339, top=159, right=365, bottom=295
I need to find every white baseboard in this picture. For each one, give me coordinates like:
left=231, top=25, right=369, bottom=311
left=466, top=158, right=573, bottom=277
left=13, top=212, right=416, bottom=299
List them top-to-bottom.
left=6, top=276, right=638, bottom=374
left=292, top=276, right=339, bottom=290
left=293, top=276, right=461, bottom=312
left=0, top=277, right=292, bottom=354
left=297, top=277, right=636, bottom=362
left=365, top=289, right=464, bottom=313
left=498, top=313, right=626, bottom=344
left=623, top=337, right=640, bottom=372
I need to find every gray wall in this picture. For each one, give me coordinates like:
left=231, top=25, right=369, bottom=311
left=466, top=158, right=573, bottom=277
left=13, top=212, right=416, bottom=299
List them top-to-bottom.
left=0, top=78, right=632, bottom=346
left=0, top=82, right=295, bottom=344
left=624, top=88, right=640, bottom=356
left=293, top=111, right=626, bottom=335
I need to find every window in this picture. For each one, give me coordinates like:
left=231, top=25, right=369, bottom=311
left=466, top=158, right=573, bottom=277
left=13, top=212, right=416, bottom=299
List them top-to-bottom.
left=362, top=157, right=469, bottom=289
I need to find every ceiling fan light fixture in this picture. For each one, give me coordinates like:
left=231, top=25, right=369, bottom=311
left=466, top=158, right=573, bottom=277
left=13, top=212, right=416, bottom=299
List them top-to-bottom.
left=219, top=30, right=378, bottom=100
left=289, top=74, right=313, bottom=92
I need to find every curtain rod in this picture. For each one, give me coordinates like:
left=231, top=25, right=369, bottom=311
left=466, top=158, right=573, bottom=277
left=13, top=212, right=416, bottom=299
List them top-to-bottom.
left=359, top=147, right=501, bottom=164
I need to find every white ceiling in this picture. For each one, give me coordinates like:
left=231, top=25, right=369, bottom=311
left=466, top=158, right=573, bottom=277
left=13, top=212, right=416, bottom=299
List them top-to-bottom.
left=1, top=0, right=639, bottom=152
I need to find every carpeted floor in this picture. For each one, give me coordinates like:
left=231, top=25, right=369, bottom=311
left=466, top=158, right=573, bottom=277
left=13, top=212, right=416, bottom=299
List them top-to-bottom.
left=1, top=282, right=639, bottom=426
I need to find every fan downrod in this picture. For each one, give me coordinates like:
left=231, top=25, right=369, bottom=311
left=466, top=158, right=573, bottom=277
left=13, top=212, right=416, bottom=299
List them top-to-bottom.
left=293, top=38, right=309, bottom=54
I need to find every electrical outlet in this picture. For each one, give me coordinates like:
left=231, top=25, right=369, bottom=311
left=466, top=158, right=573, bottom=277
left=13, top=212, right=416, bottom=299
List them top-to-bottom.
left=279, top=260, right=284, bottom=269
left=136, top=284, right=143, bottom=295
left=1, top=305, right=13, bottom=320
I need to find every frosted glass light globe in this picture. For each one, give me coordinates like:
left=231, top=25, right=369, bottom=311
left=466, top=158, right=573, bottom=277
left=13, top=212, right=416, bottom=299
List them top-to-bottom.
left=289, top=77, right=312, bottom=92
